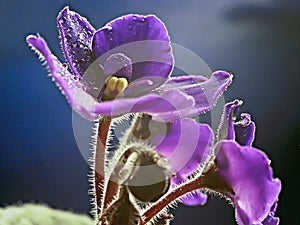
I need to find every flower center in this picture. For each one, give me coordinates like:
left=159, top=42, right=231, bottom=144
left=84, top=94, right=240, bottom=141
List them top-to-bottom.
left=102, top=75, right=128, bottom=100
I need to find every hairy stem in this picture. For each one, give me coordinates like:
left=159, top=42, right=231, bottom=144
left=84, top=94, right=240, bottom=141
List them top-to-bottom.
left=95, top=117, right=111, bottom=216
left=141, top=165, right=233, bottom=225
left=141, top=175, right=205, bottom=225
left=102, top=180, right=120, bottom=210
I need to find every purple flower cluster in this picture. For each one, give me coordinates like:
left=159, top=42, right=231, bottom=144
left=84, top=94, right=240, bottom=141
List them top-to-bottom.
left=27, top=6, right=281, bottom=225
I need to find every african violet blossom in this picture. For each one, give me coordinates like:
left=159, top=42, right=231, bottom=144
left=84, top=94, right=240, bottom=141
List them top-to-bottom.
left=26, top=6, right=232, bottom=122
left=176, top=100, right=281, bottom=224
left=212, top=100, right=281, bottom=225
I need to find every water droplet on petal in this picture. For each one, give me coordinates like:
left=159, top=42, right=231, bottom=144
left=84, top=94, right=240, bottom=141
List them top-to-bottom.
left=59, top=17, right=66, bottom=24
left=106, top=26, right=112, bottom=31
left=67, top=27, right=73, bottom=33
left=79, top=33, right=85, bottom=40
left=83, top=47, right=89, bottom=54
left=147, top=80, right=154, bottom=86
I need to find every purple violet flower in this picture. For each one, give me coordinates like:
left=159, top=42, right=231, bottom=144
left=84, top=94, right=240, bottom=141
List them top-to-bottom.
left=26, top=6, right=232, bottom=122
left=171, top=100, right=257, bottom=207
left=212, top=100, right=281, bottom=225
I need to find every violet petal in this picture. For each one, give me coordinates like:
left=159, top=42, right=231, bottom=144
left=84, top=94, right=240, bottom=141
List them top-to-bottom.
left=57, top=6, right=96, bottom=77
left=92, top=14, right=173, bottom=81
left=26, top=35, right=99, bottom=120
left=103, top=53, right=132, bottom=80
left=156, top=71, right=233, bottom=120
left=123, top=76, right=167, bottom=98
left=94, top=89, right=195, bottom=121
left=217, top=99, right=243, bottom=142
left=234, top=113, right=256, bottom=147
left=149, top=119, right=214, bottom=177
left=215, top=141, right=281, bottom=225
left=260, top=202, right=279, bottom=225
left=262, top=215, right=279, bottom=225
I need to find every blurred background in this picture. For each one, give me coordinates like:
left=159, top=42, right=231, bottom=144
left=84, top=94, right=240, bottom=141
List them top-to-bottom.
left=0, top=0, right=299, bottom=224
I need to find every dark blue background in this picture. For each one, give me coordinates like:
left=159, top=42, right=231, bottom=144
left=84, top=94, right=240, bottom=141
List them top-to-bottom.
left=0, top=0, right=299, bottom=224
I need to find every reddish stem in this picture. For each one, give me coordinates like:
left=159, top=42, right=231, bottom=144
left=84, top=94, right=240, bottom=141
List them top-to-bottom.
left=95, top=117, right=111, bottom=216
left=95, top=117, right=122, bottom=224
left=141, top=166, right=233, bottom=225
left=141, top=175, right=205, bottom=225
left=102, top=180, right=120, bottom=210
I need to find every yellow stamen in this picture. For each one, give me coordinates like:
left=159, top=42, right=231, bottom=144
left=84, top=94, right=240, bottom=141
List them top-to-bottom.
left=102, top=76, right=129, bottom=100
left=107, top=76, right=118, bottom=91
left=116, top=78, right=128, bottom=92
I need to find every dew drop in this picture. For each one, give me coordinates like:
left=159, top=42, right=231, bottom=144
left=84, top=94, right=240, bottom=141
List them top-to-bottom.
left=59, top=17, right=66, bottom=24
left=105, top=26, right=112, bottom=31
left=67, top=27, right=73, bottom=32
left=79, top=33, right=85, bottom=40
left=83, top=47, right=89, bottom=54
left=67, top=80, right=73, bottom=86
left=147, top=80, right=154, bottom=86
left=82, top=86, right=88, bottom=92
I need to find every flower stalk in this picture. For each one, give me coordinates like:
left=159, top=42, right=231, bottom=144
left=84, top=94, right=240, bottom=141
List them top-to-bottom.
left=94, top=117, right=112, bottom=216
left=140, top=164, right=233, bottom=225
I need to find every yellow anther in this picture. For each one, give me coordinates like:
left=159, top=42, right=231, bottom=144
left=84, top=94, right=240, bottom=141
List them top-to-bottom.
left=102, top=76, right=129, bottom=101
left=106, top=76, right=118, bottom=91
left=116, top=78, right=128, bottom=92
